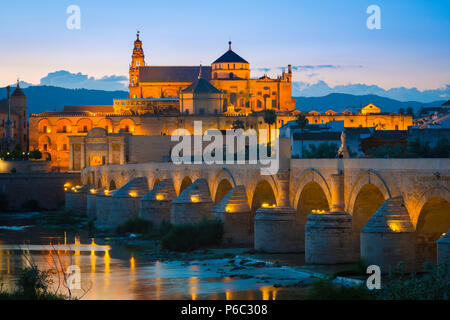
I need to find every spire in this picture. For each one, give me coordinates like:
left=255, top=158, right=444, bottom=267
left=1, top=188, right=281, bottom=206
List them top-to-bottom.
left=136, top=30, right=140, bottom=41
left=228, top=40, right=232, bottom=51
left=198, top=64, right=202, bottom=79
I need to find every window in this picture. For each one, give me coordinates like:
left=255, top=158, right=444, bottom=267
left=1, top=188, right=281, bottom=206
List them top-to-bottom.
left=229, top=72, right=234, bottom=79
left=214, top=73, right=217, bottom=79
left=272, top=99, right=276, bottom=108
left=199, top=108, right=205, bottom=115
left=43, top=125, right=47, bottom=133
left=83, top=125, right=88, bottom=132
left=124, top=125, right=130, bottom=133
left=395, top=125, right=399, bottom=130
left=62, top=126, right=67, bottom=133
left=44, top=144, right=48, bottom=151
left=63, top=144, right=67, bottom=151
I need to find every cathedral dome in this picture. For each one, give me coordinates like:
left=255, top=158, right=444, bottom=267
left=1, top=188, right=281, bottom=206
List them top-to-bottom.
left=213, top=41, right=248, bottom=64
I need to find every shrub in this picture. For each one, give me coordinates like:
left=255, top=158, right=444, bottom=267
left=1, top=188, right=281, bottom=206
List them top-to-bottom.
left=0, top=192, right=8, bottom=212
left=21, top=199, right=40, bottom=211
left=115, top=217, right=153, bottom=234
left=160, top=218, right=223, bottom=252
left=331, top=259, right=367, bottom=279
left=375, top=260, right=450, bottom=300
left=305, top=279, right=375, bottom=300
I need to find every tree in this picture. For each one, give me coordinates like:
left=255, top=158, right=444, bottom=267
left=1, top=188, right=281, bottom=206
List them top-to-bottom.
left=406, top=107, right=414, bottom=116
left=398, top=108, right=405, bottom=115
left=263, top=109, right=277, bottom=153
left=296, top=112, right=308, bottom=157
left=232, top=119, right=245, bottom=130
left=303, top=142, right=339, bottom=159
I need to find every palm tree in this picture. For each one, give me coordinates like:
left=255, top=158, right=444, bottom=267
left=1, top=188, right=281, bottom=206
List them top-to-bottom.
left=263, top=109, right=277, bottom=155
left=296, top=112, right=308, bottom=158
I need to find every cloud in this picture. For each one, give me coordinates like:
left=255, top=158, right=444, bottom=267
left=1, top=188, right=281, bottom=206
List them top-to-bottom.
left=39, top=70, right=128, bottom=91
left=292, top=80, right=450, bottom=103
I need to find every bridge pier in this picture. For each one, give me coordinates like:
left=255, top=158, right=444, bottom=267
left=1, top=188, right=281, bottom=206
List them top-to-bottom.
left=107, top=177, right=149, bottom=227
left=139, top=179, right=176, bottom=225
left=170, top=179, right=214, bottom=225
left=65, top=184, right=89, bottom=213
left=211, top=185, right=253, bottom=246
left=87, top=187, right=102, bottom=219
left=95, top=188, right=115, bottom=225
left=360, top=196, right=416, bottom=273
left=254, top=206, right=301, bottom=253
left=305, top=210, right=356, bottom=264
left=437, top=230, right=450, bottom=266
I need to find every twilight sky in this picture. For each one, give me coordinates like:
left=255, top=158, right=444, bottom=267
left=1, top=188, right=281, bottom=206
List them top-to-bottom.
left=0, top=0, right=449, bottom=92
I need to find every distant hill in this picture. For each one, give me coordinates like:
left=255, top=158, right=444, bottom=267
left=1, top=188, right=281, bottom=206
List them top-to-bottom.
left=0, top=85, right=128, bottom=115
left=0, top=85, right=445, bottom=115
left=295, top=93, right=445, bottom=113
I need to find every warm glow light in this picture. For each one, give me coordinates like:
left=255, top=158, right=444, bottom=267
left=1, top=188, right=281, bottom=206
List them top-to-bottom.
left=46, top=129, right=51, bottom=133
left=90, top=188, right=97, bottom=194
left=129, top=191, right=138, bottom=198
left=155, top=194, right=165, bottom=201
left=191, top=195, right=200, bottom=203
left=261, top=202, right=269, bottom=208
left=225, top=205, right=232, bottom=213
left=312, top=209, right=327, bottom=214
left=388, top=222, right=402, bottom=232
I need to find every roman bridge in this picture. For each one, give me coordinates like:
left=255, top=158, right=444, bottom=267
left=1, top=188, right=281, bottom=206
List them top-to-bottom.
left=78, top=158, right=450, bottom=266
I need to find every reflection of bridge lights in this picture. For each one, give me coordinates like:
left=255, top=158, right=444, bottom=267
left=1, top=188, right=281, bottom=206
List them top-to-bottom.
left=90, top=188, right=97, bottom=194
left=129, top=191, right=138, bottom=198
left=190, top=195, right=199, bottom=203
left=261, top=203, right=275, bottom=208
left=312, top=209, right=326, bottom=214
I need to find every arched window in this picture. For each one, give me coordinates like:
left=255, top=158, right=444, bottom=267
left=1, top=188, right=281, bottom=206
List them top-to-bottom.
left=229, top=72, right=234, bottom=79
left=214, top=73, right=218, bottom=79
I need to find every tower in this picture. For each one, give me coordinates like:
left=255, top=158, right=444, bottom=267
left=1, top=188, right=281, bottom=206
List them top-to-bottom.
left=129, top=31, right=145, bottom=98
left=11, top=80, right=27, bottom=151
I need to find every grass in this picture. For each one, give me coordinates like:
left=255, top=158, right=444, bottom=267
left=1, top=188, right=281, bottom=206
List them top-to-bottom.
left=39, top=208, right=86, bottom=226
left=115, top=217, right=153, bottom=235
left=160, top=218, right=223, bottom=252
left=330, top=259, right=367, bottom=280
left=0, top=265, right=67, bottom=300
left=305, top=279, right=375, bottom=300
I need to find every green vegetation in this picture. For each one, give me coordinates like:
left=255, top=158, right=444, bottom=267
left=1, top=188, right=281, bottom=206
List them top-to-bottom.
left=367, top=137, right=449, bottom=158
left=303, top=142, right=339, bottom=159
left=365, top=143, right=405, bottom=158
left=0, top=148, right=42, bottom=161
left=0, top=192, right=8, bottom=211
left=21, top=199, right=40, bottom=211
left=40, top=208, right=86, bottom=226
left=115, top=217, right=153, bottom=234
left=160, top=219, right=223, bottom=252
left=331, top=259, right=367, bottom=279
left=375, top=260, right=450, bottom=300
left=0, top=265, right=65, bottom=300
left=305, top=279, right=375, bottom=300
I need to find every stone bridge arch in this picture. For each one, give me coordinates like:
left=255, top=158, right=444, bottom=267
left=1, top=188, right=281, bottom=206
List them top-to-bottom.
left=211, top=168, right=237, bottom=204
left=292, top=168, right=332, bottom=209
left=346, top=169, right=391, bottom=214
left=248, top=174, right=278, bottom=211
left=414, top=186, right=450, bottom=266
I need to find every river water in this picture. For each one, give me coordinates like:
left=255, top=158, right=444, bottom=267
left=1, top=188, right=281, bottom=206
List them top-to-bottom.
left=0, top=212, right=308, bottom=300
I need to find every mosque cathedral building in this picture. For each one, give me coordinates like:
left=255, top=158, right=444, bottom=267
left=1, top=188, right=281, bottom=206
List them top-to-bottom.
left=26, top=33, right=412, bottom=171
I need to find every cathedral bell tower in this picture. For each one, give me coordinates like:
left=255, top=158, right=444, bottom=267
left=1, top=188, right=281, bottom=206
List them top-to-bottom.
left=129, top=31, right=145, bottom=98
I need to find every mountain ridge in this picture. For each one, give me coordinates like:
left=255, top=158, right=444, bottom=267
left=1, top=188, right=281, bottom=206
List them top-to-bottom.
left=0, top=85, right=445, bottom=115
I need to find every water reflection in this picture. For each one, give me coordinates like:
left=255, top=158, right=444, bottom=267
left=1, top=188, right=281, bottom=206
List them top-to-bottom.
left=0, top=217, right=305, bottom=300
